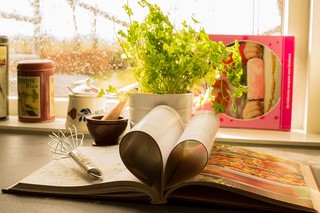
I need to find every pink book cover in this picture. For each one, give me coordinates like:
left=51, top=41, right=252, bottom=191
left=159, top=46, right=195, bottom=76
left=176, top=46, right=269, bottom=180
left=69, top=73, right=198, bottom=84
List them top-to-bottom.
left=207, top=35, right=294, bottom=131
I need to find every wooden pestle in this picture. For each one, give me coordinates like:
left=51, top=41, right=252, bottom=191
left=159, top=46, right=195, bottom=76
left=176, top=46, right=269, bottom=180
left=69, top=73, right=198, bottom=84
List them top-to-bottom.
left=101, top=98, right=127, bottom=120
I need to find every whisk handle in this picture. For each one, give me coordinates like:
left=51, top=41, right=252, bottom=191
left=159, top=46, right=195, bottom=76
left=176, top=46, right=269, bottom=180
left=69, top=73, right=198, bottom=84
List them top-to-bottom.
left=69, top=149, right=103, bottom=179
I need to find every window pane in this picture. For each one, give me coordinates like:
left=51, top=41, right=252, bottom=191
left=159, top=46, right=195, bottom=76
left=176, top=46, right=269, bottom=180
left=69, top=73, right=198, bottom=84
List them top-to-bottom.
left=0, top=0, right=282, bottom=97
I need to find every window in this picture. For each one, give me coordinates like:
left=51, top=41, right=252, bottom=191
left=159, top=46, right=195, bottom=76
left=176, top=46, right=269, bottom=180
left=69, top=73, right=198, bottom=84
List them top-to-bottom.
left=1, top=0, right=319, bottom=134
left=1, top=0, right=282, bottom=97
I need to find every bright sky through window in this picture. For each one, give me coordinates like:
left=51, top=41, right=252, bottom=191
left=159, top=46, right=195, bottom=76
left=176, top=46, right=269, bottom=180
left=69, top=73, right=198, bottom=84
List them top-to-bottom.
left=0, top=0, right=282, bottom=96
left=0, top=0, right=281, bottom=40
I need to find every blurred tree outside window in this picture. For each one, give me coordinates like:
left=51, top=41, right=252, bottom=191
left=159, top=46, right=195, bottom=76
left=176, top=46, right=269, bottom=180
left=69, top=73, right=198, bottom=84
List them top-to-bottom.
left=0, top=0, right=282, bottom=97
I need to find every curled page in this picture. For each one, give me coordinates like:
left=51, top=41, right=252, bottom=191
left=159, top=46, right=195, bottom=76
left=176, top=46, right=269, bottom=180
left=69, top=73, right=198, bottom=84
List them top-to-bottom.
left=119, top=105, right=184, bottom=192
left=119, top=105, right=219, bottom=196
left=164, top=111, right=219, bottom=189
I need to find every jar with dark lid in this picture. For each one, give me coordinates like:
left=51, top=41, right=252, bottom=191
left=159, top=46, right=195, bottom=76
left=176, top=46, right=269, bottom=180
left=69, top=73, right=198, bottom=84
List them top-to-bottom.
left=0, top=35, right=9, bottom=119
left=17, top=59, right=55, bottom=122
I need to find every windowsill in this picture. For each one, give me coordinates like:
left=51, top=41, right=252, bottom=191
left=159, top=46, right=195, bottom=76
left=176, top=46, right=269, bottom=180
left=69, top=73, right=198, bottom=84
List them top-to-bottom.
left=1, top=115, right=320, bottom=147
left=0, top=116, right=67, bottom=135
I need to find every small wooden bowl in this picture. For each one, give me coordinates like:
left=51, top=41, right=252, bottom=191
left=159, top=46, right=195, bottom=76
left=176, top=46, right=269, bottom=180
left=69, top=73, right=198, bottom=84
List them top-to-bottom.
left=86, top=115, right=128, bottom=146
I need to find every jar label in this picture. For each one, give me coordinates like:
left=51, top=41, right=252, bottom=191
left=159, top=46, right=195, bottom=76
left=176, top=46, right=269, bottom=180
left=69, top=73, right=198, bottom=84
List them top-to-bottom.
left=0, top=46, right=7, bottom=117
left=18, top=76, right=41, bottom=118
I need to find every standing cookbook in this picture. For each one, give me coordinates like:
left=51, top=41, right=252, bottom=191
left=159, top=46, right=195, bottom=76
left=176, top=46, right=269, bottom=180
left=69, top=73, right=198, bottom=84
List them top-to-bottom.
left=3, top=105, right=320, bottom=212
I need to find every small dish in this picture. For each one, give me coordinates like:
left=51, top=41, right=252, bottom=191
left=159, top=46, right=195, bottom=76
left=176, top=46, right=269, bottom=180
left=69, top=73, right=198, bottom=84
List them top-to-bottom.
left=86, top=115, right=128, bottom=146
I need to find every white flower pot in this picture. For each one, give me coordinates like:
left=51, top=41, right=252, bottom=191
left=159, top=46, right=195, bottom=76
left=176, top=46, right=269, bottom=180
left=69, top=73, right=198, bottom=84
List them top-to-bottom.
left=128, top=93, right=193, bottom=127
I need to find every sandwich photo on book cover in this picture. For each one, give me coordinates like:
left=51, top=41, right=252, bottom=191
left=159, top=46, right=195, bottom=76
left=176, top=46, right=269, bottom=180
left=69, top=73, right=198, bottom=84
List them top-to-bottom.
left=204, top=35, right=294, bottom=131
left=2, top=105, right=320, bottom=212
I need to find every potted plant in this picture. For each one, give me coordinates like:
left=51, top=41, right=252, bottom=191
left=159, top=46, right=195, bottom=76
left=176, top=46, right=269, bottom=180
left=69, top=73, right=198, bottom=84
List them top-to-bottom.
left=115, top=0, right=247, bottom=125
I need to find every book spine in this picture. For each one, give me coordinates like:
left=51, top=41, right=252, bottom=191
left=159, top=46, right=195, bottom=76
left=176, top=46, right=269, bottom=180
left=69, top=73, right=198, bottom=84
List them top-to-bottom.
left=280, top=36, right=294, bottom=130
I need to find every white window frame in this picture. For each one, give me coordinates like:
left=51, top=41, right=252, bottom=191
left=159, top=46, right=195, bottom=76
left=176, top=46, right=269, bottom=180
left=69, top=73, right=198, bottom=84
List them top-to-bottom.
left=4, top=0, right=320, bottom=144
left=283, top=0, right=320, bottom=134
left=305, top=0, right=320, bottom=134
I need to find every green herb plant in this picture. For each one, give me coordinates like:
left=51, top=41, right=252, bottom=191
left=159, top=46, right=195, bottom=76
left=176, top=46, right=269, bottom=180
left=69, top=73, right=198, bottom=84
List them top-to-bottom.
left=117, top=0, right=247, bottom=113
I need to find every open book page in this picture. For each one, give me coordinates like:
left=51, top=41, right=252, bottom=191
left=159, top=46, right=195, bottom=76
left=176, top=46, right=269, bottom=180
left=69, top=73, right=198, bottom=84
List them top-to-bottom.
left=119, top=105, right=219, bottom=202
left=119, top=105, right=184, bottom=194
left=164, top=110, right=219, bottom=189
left=166, top=144, right=318, bottom=212
left=5, top=146, right=158, bottom=199
left=301, top=165, right=320, bottom=212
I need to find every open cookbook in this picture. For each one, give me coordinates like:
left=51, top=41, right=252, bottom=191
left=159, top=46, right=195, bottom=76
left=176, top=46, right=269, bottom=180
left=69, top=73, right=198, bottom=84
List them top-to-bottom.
left=3, top=105, right=320, bottom=212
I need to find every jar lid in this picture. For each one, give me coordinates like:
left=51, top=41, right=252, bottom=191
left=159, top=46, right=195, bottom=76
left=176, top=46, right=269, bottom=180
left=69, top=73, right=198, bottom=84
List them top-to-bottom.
left=0, top=35, right=8, bottom=44
left=17, top=59, right=54, bottom=71
left=68, top=78, right=99, bottom=96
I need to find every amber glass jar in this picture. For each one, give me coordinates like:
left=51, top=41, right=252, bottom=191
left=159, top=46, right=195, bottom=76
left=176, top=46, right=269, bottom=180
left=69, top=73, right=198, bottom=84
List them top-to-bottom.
left=17, top=59, right=55, bottom=122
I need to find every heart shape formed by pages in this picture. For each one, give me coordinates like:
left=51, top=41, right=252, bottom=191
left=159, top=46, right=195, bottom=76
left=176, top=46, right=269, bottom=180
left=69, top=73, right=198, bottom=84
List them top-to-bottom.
left=119, top=105, right=219, bottom=194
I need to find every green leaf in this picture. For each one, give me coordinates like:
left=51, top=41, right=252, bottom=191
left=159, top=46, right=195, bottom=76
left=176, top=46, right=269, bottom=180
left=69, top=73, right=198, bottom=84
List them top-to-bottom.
left=116, top=0, right=247, bottom=114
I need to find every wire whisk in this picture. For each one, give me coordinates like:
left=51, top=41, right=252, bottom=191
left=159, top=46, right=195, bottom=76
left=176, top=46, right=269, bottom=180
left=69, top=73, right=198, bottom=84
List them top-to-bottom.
left=48, top=125, right=103, bottom=179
